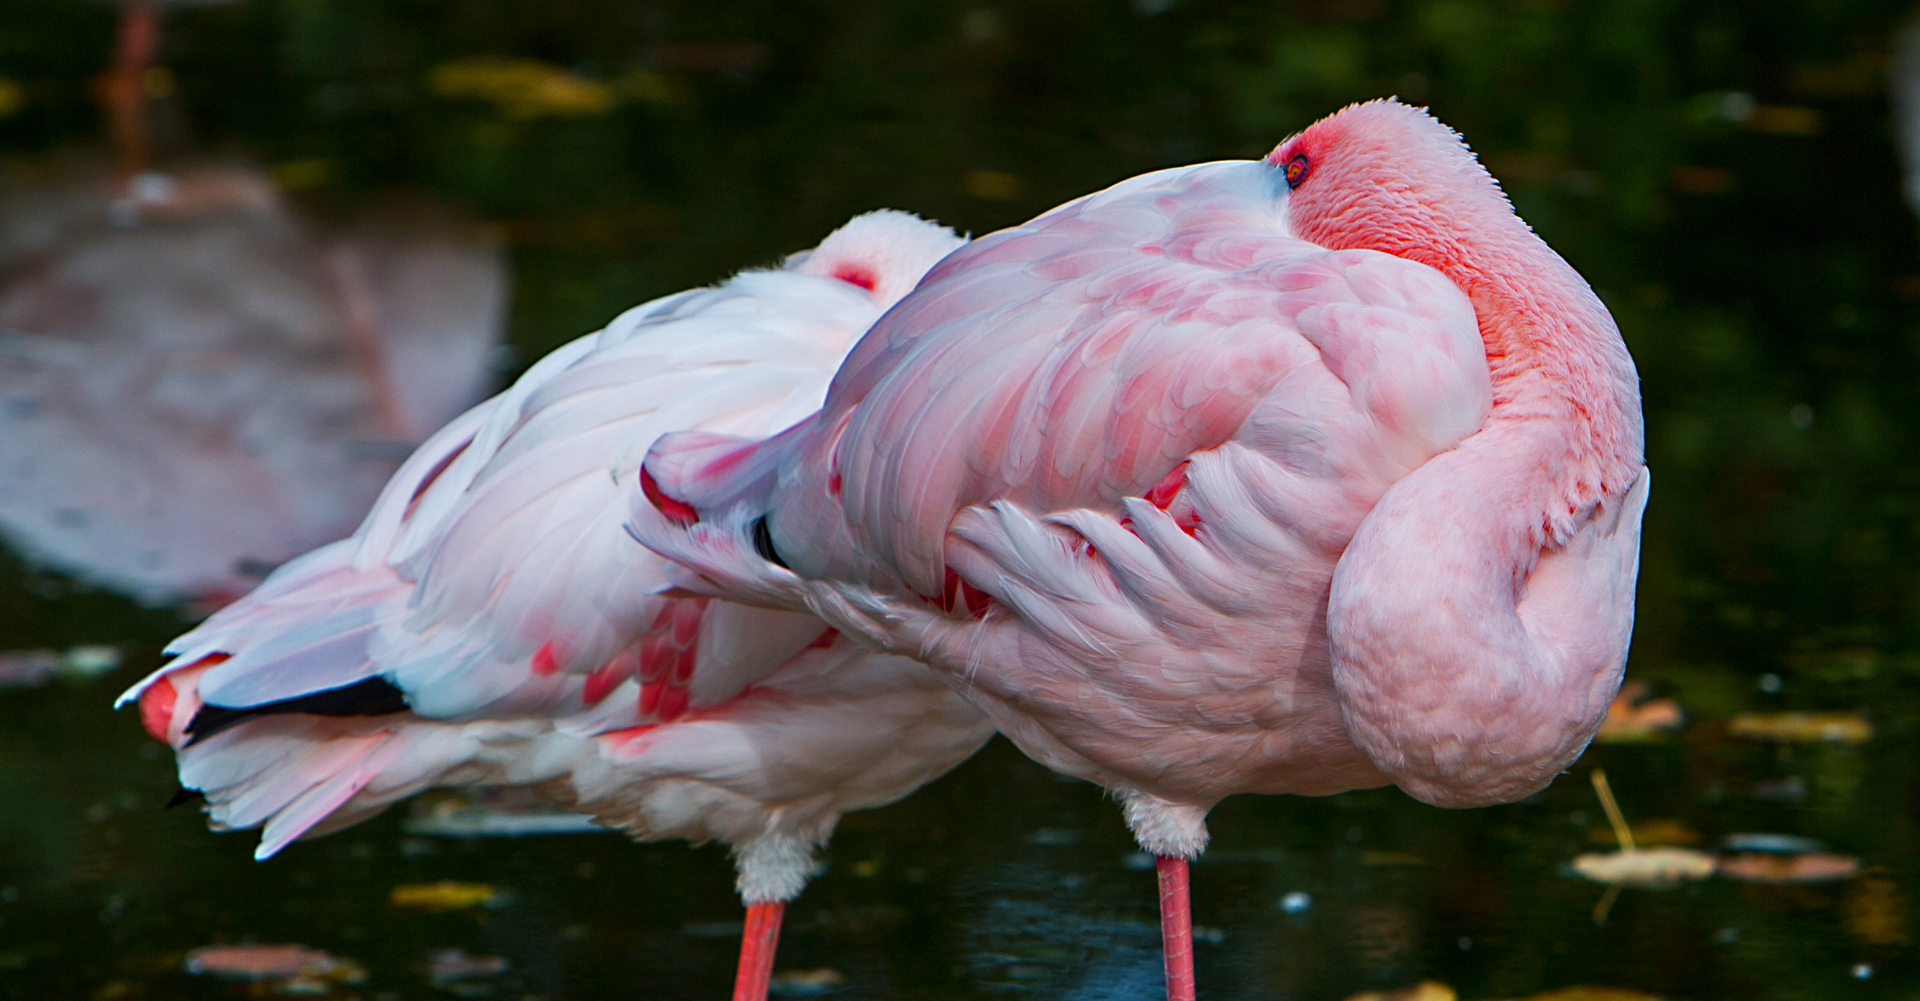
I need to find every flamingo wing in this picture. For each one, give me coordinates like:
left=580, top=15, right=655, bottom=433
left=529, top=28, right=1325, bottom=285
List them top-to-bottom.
left=660, top=162, right=1488, bottom=602
left=635, top=163, right=1493, bottom=801
left=118, top=210, right=981, bottom=861
left=132, top=273, right=882, bottom=731
left=371, top=276, right=869, bottom=720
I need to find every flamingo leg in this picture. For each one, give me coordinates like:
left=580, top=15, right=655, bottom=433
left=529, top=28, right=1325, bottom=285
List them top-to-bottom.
left=104, top=0, right=159, bottom=177
left=1156, top=855, right=1197, bottom=1001
left=730, top=900, right=785, bottom=1001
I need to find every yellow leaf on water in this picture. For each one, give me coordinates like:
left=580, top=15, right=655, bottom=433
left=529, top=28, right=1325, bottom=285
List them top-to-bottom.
left=429, top=57, right=617, bottom=118
left=1727, top=712, right=1872, bottom=744
left=1571, top=847, right=1717, bottom=887
left=1717, top=852, right=1860, bottom=884
left=387, top=881, right=506, bottom=911
left=1342, top=980, right=1455, bottom=1001
left=1520, top=988, right=1663, bottom=1001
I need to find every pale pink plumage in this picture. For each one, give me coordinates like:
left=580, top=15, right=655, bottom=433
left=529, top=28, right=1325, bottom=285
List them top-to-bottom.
left=633, top=101, right=1648, bottom=994
left=117, top=210, right=993, bottom=925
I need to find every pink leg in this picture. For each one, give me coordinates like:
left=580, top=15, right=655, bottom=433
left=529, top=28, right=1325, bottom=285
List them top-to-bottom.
left=104, top=0, right=158, bottom=177
left=1156, top=855, right=1196, bottom=1001
left=731, top=901, right=784, bottom=1001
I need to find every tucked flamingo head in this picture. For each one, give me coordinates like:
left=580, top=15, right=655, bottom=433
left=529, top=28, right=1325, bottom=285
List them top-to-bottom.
left=1269, top=97, right=1645, bottom=589
left=1268, top=99, right=1527, bottom=284
left=1271, top=100, right=1641, bottom=489
left=788, top=209, right=966, bottom=307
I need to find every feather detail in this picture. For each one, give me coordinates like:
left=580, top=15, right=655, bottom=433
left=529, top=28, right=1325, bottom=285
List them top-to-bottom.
left=122, top=211, right=994, bottom=872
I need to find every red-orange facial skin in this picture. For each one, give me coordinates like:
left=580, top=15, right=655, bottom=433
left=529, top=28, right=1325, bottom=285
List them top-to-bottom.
left=1265, top=105, right=1488, bottom=281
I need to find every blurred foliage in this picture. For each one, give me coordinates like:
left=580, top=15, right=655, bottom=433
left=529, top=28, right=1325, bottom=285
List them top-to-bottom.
left=6, top=1, right=1920, bottom=997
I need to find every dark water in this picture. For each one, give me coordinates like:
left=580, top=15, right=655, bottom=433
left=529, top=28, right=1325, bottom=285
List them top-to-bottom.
left=4, top=0, right=1920, bottom=997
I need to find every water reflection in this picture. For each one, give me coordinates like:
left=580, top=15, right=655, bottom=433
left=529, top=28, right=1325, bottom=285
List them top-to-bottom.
left=0, top=162, right=505, bottom=604
left=0, top=670, right=1913, bottom=998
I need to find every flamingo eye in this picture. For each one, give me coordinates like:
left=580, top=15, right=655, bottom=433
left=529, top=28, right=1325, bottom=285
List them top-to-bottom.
left=1283, top=154, right=1310, bottom=189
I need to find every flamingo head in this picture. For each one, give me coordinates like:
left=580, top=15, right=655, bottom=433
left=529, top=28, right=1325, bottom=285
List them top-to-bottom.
left=1267, top=99, right=1525, bottom=280
left=787, top=209, right=966, bottom=308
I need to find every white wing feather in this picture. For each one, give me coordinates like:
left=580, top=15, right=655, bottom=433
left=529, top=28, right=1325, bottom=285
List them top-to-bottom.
left=119, top=211, right=985, bottom=858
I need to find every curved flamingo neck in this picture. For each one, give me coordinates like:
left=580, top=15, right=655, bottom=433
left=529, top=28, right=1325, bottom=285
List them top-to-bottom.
left=1271, top=104, right=1650, bottom=808
left=1297, top=191, right=1642, bottom=546
left=1318, top=236, right=1644, bottom=800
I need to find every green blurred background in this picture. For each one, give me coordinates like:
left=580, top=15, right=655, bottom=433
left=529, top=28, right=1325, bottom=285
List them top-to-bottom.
left=3, top=1, right=1919, bottom=998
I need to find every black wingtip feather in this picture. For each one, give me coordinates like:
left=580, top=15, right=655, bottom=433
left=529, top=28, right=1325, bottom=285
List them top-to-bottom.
left=184, top=676, right=410, bottom=746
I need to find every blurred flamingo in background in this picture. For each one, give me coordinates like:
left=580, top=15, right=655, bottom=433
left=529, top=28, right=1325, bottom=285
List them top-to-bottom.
left=0, top=0, right=503, bottom=605
left=1890, top=11, right=1920, bottom=222
left=634, top=100, right=1649, bottom=1000
left=118, top=211, right=995, bottom=1001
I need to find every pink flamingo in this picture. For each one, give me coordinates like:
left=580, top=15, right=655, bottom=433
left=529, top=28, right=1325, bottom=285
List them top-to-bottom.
left=633, top=100, right=1650, bottom=1000
left=117, top=211, right=995, bottom=1001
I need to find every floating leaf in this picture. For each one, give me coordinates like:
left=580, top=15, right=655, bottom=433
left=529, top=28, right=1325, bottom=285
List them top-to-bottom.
left=429, top=57, right=617, bottom=118
left=1595, top=680, right=1684, bottom=742
left=1727, top=713, right=1871, bottom=744
left=1572, top=848, right=1717, bottom=887
left=1717, top=852, right=1860, bottom=884
left=388, top=881, right=508, bottom=911
left=184, top=944, right=364, bottom=987
left=424, top=948, right=508, bottom=985
left=769, top=968, right=847, bottom=996
left=1341, top=981, right=1455, bottom=1001
left=1521, top=989, right=1663, bottom=1001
